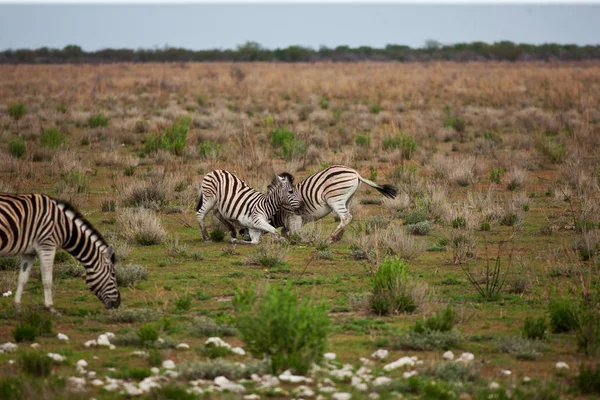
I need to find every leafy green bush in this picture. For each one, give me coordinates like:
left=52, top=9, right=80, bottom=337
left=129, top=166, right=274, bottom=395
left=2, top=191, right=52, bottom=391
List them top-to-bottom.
left=8, top=102, right=26, bottom=121
left=371, top=104, right=382, bottom=114
left=87, top=113, right=110, bottom=128
left=444, top=116, right=466, bottom=133
left=145, top=117, right=191, bottom=156
left=40, top=128, right=65, bottom=149
left=270, top=128, right=306, bottom=161
left=383, top=133, right=417, bottom=159
left=355, top=134, right=370, bottom=147
left=536, top=136, right=565, bottom=163
left=8, top=137, right=26, bottom=159
left=198, top=141, right=220, bottom=159
left=490, top=165, right=505, bottom=184
left=55, top=170, right=89, bottom=195
left=402, top=209, right=429, bottom=225
left=406, top=221, right=431, bottom=236
left=209, top=228, right=226, bottom=242
left=245, top=242, right=287, bottom=268
left=0, top=256, right=19, bottom=271
left=371, top=257, right=417, bottom=315
left=116, top=264, right=149, bottom=287
left=233, top=283, right=330, bottom=374
left=175, top=294, right=192, bottom=312
left=548, top=296, right=578, bottom=333
left=413, top=306, right=457, bottom=333
left=107, top=308, right=161, bottom=323
left=189, top=316, right=237, bottom=337
left=522, top=316, right=547, bottom=340
left=137, top=323, right=159, bottom=346
left=13, top=324, right=37, bottom=343
left=392, top=330, right=462, bottom=351
left=494, top=336, right=542, bottom=360
left=19, top=351, right=52, bottom=377
left=179, top=359, right=268, bottom=381
left=577, top=364, right=600, bottom=395
left=110, top=367, right=152, bottom=381
left=0, top=376, right=23, bottom=400
left=148, top=384, right=198, bottom=400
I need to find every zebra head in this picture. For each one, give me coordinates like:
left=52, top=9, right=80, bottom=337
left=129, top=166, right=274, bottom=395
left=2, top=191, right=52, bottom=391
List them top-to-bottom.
left=269, top=172, right=302, bottom=213
left=87, top=246, right=121, bottom=309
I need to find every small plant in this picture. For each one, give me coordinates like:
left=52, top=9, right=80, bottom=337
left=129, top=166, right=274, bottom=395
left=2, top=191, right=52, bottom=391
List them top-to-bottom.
left=8, top=102, right=26, bottom=121
left=371, top=104, right=382, bottom=114
left=87, top=113, right=110, bottom=128
left=444, top=116, right=466, bottom=133
left=134, top=120, right=149, bottom=133
left=40, top=128, right=65, bottom=149
left=270, top=128, right=306, bottom=161
left=382, top=133, right=417, bottom=160
left=355, top=134, right=370, bottom=147
left=536, top=136, right=565, bottom=163
left=8, top=137, right=26, bottom=159
left=198, top=141, right=220, bottom=159
left=489, top=165, right=504, bottom=184
left=124, top=166, right=136, bottom=177
left=101, top=199, right=116, bottom=212
left=117, top=208, right=167, bottom=245
left=451, top=217, right=466, bottom=229
left=406, top=221, right=431, bottom=236
left=480, top=222, right=491, bottom=231
left=209, top=228, right=226, bottom=242
left=449, top=231, right=476, bottom=264
left=245, top=241, right=287, bottom=268
left=461, top=241, right=507, bottom=300
left=371, top=257, right=417, bottom=315
left=116, top=264, right=149, bottom=287
left=233, top=283, right=330, bottom=374
left=175, top=294, right=192, bottom=312
left=548, top=296, right=578, bottom=333
left=413, top=306, right=457, bottom=333
left=107, top=308, right=161, bottom=323
left=190, top=316, right=237, bottom=337
left=522, top=316, right=547, bottom=340
left=137, top=323, right=159, bottom=346
left=13, top=324, right=38, bottom=343
left=392, top=330, right=462, bottom=351
left=494, top=336, right=542, bottom=360
left=202, top=344, right=234, bottom=359
left=19, top=351, right=52, bottom=377
left=577, top=364, right=600, bottom=395
left=0, top=376, right=24, bottom=400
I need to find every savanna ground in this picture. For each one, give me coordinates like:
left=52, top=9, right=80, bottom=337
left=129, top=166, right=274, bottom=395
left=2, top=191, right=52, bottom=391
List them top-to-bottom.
left=0, top=61, right=599, bottom=399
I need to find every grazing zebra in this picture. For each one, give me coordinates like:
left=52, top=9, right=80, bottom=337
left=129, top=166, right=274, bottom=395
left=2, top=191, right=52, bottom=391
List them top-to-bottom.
left=264, top=165, right=397, bottom=243
left=195, top=170, right=302, bottom=244
left=0, top=193, right=121, bottom=313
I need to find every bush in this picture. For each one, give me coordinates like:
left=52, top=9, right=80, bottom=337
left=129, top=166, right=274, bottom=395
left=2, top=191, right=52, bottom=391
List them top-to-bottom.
left=8, top=102, right=26, bottom=121
left=371, top=104, right=382, bottom=114
left=87, top=113, right=110, bottom=128
left=144, top=117, right=190, bottom=156
left=134, top=120, right=149, bottom=133
left=40, top=128, right=65, bottom=149
left=270, top=128, right=306, bottom=161
left=383, top=133, right=417, bottom=160
left=355, top=134, right=370, bottom=147
left=536, top=136, right=565, bottom=163
left=8, top=137, right=26, bottom=159
left=198, top=141, right=220, bottom=159
left=490, top=165, right=504, bottom=184
left=122, top=180, right=167, bottom=209
left=101, top=199, right=117, bottom=212
left=117, top=208, right=167, bottom=245
left=402, top=209, right=429, bottom=225
left=406, top=221, right=431, bottom=236
left=209, top=228, right=226, bottom=242
left=245, top=242, right=287, bottom=268
left=0, top=256, right=19, bottom=271
left=371, top=257, right=417, bottom=315
left=54, top=263, right=85, bottom=279
left=116, top=264, right=149, bottom=287
left=233, top=283, right=330, bottom=374
left=174, top=294, right=192, bottom=312
left=548, top=296, right=578, bottom=333
left=413, top=306, right=457, bottom=333
left=107, top=308, right=161, bottom=323
left=13, top=310, right=54, bottom=342
left=190, top=316, right=237, bottom=337
left=522, top=316, right=547, bottom=340
left=138, top=323, right=159, bottom=346
left=13, top=324, right=37, bottom=343
left=392, top=330, right=462, bottom=351
left=494, top=336, right=542, bottom=360
left=19, top=351, right=52, bottom=377
left=577, top=364, right=600, bottom=395
left=110, top=367, right=152, bottom=381
left=0, top=376, right=23, bottom=400
left=149, top=384, right=197, bottom=400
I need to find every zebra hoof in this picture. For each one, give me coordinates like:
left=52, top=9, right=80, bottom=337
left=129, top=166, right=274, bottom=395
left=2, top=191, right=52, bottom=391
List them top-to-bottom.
left=230, top=238, right=237, bottom=244
left=204, top=239, right=213, bottom=243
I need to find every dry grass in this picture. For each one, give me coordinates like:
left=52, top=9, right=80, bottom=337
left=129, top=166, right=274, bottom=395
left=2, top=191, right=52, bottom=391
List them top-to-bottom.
left=116, top=207, right=167, bottom=245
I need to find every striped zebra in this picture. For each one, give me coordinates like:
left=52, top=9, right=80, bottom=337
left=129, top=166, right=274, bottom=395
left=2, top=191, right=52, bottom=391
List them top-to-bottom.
left=265, top=165, right=397, bottom=243
left=196, top=170, right=302, bottom=244
left=0, top=194, right=121, bottom=313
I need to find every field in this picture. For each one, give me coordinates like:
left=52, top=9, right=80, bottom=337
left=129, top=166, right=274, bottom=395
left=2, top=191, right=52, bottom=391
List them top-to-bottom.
left=0, top=61, right=599, bottom=399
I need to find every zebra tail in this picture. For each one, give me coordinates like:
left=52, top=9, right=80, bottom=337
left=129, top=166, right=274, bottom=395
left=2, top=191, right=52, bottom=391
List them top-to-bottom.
left=359, top=177, right=398, bottom=199
left=196, top=193, right=204, bottom=212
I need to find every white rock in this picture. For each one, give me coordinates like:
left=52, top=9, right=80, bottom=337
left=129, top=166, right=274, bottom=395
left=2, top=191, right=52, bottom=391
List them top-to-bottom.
left=2, top=291, right=12, bottom=297
left=105, top=332, right=115, bottom=338
left=57, top=333, right=69, bottom=341
left=97, top=334, right=111, bottom=347
left=205, top=337, right=231, bottom=348
left=157, top=338, right=165, bottom=345
left=84, top=340, right=97, bottom=348
left=0, top=343, right=18, bottom=353
left=30, top=343, right=40, bottom=349
left=176, top=343, right=190, bottom=350
left=109, top=344, right=116, bottom=350
left=232, top=347, right=246, bottom=356
left=371, top=349, right=389, bottom=360
left=131, top=351, right=149, bottom=357
left=442, top=351, right=454, bottom=360
left=47, top=352, right=66, bottom=362
left=324, top=352, right=337, bottom=361
left=456, top=352, right=475, bottom=363
left=383, top=356, right=415, bottom=371
left=360, top=357, right=374, bottom=366
left=76, top=359, right=88, bottom=369
left=8, top=360, right=15, bottom=365
left=162, top=360, right=176, bottom=370
left=556, top=361, right=570, bottom=369
left=151, top=367, right=160, bottom=375
left=330, top=367, right=354, bottom=381
left=500, top=369, right=512, bottom=376
left=164, top=370, right=179, bottom=379
left=279, top=370, right=311, bottom=383
left=403, top=370, right=418, bottom=378
left=87, top=371, right=96, bottom=378
left=67, top=376, right=86, bottom=392
left=214, top=376, right=245, bottom=393
left=373, top=376, right=392, bottom=386
left=523, top=376, right=531, bottom=383
left=139, top=377, right=161, bottom=392
left=91, top=379, right=104, bottom=387
left=103, top=382, right=120, bottom=392
left=123, top=382, right=143, bottom=396
left=489, top=382, right=500, bottom=390
left=355, top=383, right=368, bottom=391
left=294, top=385, right=315, bottom=397
left=319, top=386, right=337, bottom=393
left=332, top=393, right=352, bottom=400
left=368, top=393, right=380, bottom=399
left=244, top=395, right=260, bottom=400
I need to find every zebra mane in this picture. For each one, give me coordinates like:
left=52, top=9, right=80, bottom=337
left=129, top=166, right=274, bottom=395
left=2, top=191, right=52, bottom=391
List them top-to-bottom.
left=267, top=172, right=295, bottom=192
left=54, top=198, right=116, bottom=263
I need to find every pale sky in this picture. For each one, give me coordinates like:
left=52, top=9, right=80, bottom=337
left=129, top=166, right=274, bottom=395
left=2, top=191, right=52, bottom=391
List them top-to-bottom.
left=0, top=4, right=599, bottom=51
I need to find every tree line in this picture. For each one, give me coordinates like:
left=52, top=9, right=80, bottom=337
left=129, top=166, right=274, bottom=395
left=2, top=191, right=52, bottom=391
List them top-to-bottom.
left=2, top=41, right=599, bottom=64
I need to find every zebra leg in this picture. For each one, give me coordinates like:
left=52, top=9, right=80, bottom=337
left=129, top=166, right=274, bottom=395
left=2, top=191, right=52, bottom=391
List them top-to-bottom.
left=196, top=196, right=216, bottom=242
left=327, top=202, right=353, bottom=243
left=215, top=211, right=238, bottom=243
left=245, top=219, right=283, bottom=244
left=242, top=228, right=264, bottom=245
left=38, top=247, right=58, bottom=313
left=14, top=254, right=36, bottom=314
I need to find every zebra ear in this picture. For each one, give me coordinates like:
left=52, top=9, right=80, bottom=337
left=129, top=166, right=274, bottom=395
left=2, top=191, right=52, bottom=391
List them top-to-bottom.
left=276, top=175, right=287, bottom=185
left=105, top=246, right=116, bottom=264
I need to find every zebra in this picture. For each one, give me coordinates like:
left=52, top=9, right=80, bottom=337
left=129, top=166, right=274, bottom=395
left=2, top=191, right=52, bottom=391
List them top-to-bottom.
left=256, top=165, right=397, bottom=243
left=195, top=170, right=302, bottom=244
left=0, top=193, right=121, bottom=313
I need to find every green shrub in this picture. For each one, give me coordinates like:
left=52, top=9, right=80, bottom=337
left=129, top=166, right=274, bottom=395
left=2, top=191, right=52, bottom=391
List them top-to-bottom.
left=8, top=102, right=26, bottom=121
left=371, top=104, right=382, bottom=114
left=87, top=113, right=110, bottom=128
left=444, top=116, right=466, bottom=133
left=144, top=117, right=190, bottom=156
left=134, top=120, right=149, bottom=133
left=40, top=128, right=65, bottom=149
left=270, top=128, right=306, bottom=161
left=383, top=133, right=417, bottom=159
left=355, top=134, right=370, bottom=147
left=536, top=136, right=565, bottom=163
left=8, top=137, right=26, bottom=159
left=198, top=141, right=220, bottom=159
left=490, top=165, right=505, bottom=184
left=124, top=166, right=136, bottom=177
left=55, top=170, right=89, bottom=195
left=102, top=199, right=117, bottom=212
left=402, top=209, right=429, bottom=225
left=451, top=217, right=466, bottom=229
left=406, top=221, right=431, bottom=236
left=480, top=222, right=491, bottom=231
left=209, top=228, right=226, bottom=242
left=245, top=242, right=287, bottom=268
left=0, top=256, right=19, bottom=271
left=371, top=257, right=416, bottom=316
left=116, top=264, right=149, bottom=287
left=233, top=283, right=330, bottom=374
left=175, top=294, right=192, bottom=312
left=548, top=296, right=578, bottom=333
left=413, top=306, right=457, bottom=333
left=107, top=308, right=161, bottom=323
left=190, top=316, right=237, bottom=337
left=522, top=316, right=547, bottom=340
left=137, top=323, right=159, bottom=346
left=13, top=324, right=37, bottom=343
left=392, top=330, right=462, bottom=351
left=494, top=336, right=542, bottom=360
left=202, top=344, right=233, bottom=359
left=19, top=351, right=52, bottom=377
left=423, top=361, right=479, bottom=383
left=577, top=364, right=600, bottom=395
left=110, top=367, right=152, bottom=381
left=0, top=376, right=23, bottom=400
left=149, top=384, right=198, bottom=400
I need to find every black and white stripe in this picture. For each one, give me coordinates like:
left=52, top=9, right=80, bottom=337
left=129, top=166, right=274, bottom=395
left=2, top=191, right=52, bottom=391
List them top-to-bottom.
left=269, top=165, right=397, bottom=243
left=195, top=170, right=301, bottom=244
left=0, top=193, right=120, bottom=312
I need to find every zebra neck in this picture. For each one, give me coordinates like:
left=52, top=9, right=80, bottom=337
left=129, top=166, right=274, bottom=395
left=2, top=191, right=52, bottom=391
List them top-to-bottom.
left=263, top=189, right=283, bottom=218
left=59, top=207, right=106, bottom=267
